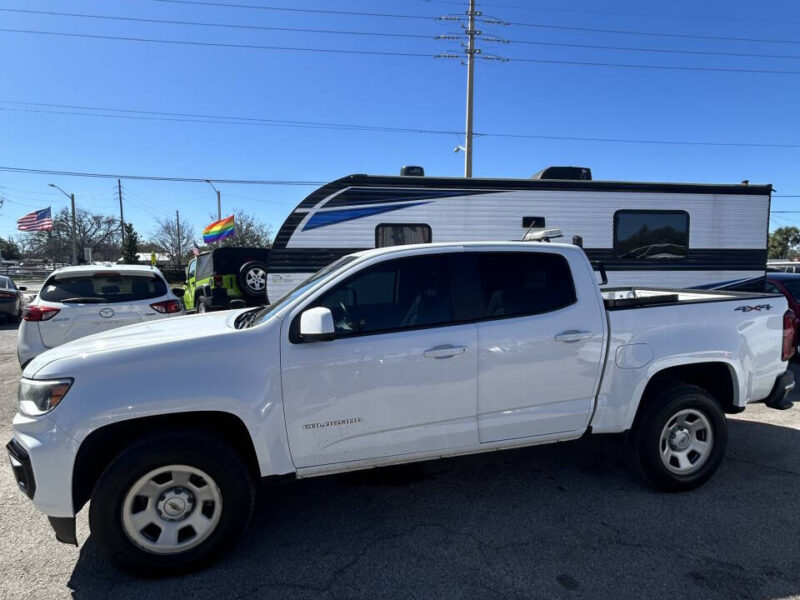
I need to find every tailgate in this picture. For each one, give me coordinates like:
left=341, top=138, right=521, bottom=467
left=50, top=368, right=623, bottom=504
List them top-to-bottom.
left=40, top=301, right=160, bottom=347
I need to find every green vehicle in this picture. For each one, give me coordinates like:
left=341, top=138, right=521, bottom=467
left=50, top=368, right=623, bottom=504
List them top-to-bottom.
left=183, top=247, right=271, bottom=312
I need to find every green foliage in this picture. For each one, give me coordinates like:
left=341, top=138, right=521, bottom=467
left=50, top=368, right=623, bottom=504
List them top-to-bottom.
left=122, top=223, right=140, bottom=264
left=768, top=226, right=800, bottom=259
left=0, top=237, right=21, bottom=260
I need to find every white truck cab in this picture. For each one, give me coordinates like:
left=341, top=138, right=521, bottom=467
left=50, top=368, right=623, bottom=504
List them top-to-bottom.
left=7, top=242, right=795, bottom=575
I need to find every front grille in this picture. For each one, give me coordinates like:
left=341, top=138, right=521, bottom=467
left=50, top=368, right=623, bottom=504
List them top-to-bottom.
left=6, top=439, right=35, bottom=499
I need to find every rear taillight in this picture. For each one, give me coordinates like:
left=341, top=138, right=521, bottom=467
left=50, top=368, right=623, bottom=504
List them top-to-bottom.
left=213, top=275, right=223, bottom=287
left=0, top=291, right=15, bottom=299
left=150, top=300, right=182, bottom=314
left=22, top=305, right=60, bottom=322
left=782, top=309, right=796, bottom=361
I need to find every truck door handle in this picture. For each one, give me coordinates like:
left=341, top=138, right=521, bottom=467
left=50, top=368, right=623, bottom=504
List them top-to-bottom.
left=555, top=330, right=593, bottom=343
left=424, top=344, right=467, bottom=359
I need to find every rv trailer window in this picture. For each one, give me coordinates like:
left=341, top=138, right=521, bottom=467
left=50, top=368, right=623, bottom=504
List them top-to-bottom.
left=614, top=211, right=689, bottom=260
left=375, top=224, right=432, bottom=248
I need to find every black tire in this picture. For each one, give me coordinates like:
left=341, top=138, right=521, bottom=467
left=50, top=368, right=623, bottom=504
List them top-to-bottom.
left=237, top=261, right=267, bottom=299
left=196, top=296, right=209, bottom=313
left=629, top=383, right=727, bottom=492
left=89, top=432, right=256, bottom=576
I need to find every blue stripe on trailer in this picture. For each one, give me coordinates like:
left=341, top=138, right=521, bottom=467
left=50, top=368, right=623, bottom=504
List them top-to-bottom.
left=302, top=202, right=431, bottom=231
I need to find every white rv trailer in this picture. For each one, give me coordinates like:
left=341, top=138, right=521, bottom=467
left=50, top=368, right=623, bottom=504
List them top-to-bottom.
left=265, top=170, right=771, bottom=301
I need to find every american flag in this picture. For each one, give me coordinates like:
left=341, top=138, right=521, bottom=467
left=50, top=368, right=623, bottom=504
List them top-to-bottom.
left=17, top=207, right=53, bottom=232
left=192, top=244, right=201, bottom=257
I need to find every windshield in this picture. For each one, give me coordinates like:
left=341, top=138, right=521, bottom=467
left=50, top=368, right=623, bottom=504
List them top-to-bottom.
left=247, top=256, right=360, bottom=327
left=40, top=273, right=168, bottom=303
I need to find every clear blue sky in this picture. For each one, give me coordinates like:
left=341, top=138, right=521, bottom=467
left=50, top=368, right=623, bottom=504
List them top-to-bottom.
left=2, top=0, right=800, bottom=244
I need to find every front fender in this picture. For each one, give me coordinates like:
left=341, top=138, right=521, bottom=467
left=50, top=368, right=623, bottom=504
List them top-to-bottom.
left=33, top=319, right=294, bottom=478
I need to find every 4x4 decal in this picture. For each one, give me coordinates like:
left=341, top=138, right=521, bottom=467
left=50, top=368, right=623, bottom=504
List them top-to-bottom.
left=735, top=304, right=772, bottom=313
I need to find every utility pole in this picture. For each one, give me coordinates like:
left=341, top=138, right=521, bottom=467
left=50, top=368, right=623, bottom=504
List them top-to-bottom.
left=464, top=0, right=476, bottom=178
left=436, top=2, right=507, bottom=178
left=118, top=179, right=125, bottom=246
left=71, top=194, right=77, bottom=264
left=175, top=210, right=182, bottom=269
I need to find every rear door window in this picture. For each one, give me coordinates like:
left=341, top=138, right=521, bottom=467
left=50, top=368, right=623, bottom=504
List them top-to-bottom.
left=461, top=252, right=577, bottom=320
left=40, top=273, right=168, bottom=303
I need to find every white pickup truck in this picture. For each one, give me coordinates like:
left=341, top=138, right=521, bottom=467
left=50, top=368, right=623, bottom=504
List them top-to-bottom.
left=7, top=242, right=796, bottom=575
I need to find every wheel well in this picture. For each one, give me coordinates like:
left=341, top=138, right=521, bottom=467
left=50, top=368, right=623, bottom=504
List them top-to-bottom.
left=635, top=362, right=737, bottom=425
left=72, top=411, right=260, bottom=513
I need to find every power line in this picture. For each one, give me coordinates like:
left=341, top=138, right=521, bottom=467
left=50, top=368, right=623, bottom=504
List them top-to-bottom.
left=146, top=0, right=800, bottom=45
left=149, top=0, right=434, bottom=21
left=415, top=0, right=799, bottom=27
left=7, top=7, right=800, bottom=61
left=0, top=8, right=436, bottom=41
left=505, top=20, right=800, bottom=46
left=0, top=28, right=431, bottom=59
left=7, top=28, right=800, bottom=76
left=508, top=38, right=800, bottom=61
left=508, top=55, right=800, bottom=75
left=4, top=100, right=800, bottom=149
left=0, top=101, right=463, bottom=135
left=0, top=166, right=326, bottom=185
left=1, top=166, right=795, bottom=197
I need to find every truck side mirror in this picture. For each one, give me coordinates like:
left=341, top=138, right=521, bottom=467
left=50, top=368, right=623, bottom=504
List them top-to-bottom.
left=300, top=307, right=335, bottom=342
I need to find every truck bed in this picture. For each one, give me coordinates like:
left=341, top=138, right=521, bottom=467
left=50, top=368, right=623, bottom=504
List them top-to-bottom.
left=601, top=286, right=777, bottom=310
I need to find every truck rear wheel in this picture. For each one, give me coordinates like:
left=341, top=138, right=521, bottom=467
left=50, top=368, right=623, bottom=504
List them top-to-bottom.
left=629, top=383, right=727, bottom=492
left=89, top=432, right=256, bottom=576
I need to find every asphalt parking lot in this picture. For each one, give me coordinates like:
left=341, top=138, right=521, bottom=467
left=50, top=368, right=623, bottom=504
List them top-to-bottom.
left=1, top=323, right=800, bottom=599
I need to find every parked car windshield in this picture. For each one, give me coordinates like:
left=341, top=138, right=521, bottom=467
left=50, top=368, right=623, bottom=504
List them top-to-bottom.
left=247, top=256, right=359, bottom=327
left=40, top=273, right=168, bottom=303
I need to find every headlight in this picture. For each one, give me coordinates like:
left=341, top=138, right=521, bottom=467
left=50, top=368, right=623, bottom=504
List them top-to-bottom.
left=18, top=378, right=73, bottom=416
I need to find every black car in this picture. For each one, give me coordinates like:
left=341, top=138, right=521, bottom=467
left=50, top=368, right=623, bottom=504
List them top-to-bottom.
left=0, top=275, right=27, bottom=323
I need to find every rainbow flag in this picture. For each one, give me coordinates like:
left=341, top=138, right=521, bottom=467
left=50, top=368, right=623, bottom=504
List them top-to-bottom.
left=203, top=215, right=235, bottom=243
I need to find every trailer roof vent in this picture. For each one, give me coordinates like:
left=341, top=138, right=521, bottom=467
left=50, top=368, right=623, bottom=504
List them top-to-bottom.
left=400, top=165, right=425, bottom=177
left=531, top=166, right=592, bottom=181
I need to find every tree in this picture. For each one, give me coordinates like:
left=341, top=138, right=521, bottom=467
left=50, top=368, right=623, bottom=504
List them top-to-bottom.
left=19, top=207, right=120, bottom=263
left=208, top=209, right=273, bottom=249
left=150, top=214, right=196, bottom=267
left=121, top=223, right=140, bottom=264
left=768, top=226, right=800, bottom=259
left=0, top=237, right=21, bottom=260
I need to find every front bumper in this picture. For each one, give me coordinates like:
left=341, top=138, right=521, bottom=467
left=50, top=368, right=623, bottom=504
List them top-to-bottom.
left=8, top=411, right=80, bottom=546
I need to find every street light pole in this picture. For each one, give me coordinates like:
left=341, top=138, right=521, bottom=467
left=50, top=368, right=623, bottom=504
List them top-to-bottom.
left=206, top=180, right=221, bottom=221
left=49, top=184, right=78, bottom=265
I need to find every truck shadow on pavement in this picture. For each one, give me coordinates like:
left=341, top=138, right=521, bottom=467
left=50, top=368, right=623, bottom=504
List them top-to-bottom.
left=66, top=417, right=800, bottom=600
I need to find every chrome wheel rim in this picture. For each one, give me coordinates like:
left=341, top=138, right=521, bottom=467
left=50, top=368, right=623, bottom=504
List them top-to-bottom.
left=245, top=268, right=266, bottom=292
left=197, top=301, right=206, bottom=313
left=659, top=409, right=713, bottom=475
left=122, top=465, right=222, bottom=555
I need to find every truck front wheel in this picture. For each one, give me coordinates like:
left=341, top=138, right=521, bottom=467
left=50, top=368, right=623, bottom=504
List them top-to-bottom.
left=629, top=383, right=727, bottom=492
left=89, top=432, right=256, bottom=576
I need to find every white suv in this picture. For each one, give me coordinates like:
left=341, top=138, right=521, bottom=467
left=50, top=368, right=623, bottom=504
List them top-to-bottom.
left=18, top=264, right=184, bottom=366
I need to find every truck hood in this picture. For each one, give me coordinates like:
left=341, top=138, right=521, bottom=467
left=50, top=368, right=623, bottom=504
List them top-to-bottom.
left=24, top=311, right=247, bottom=377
